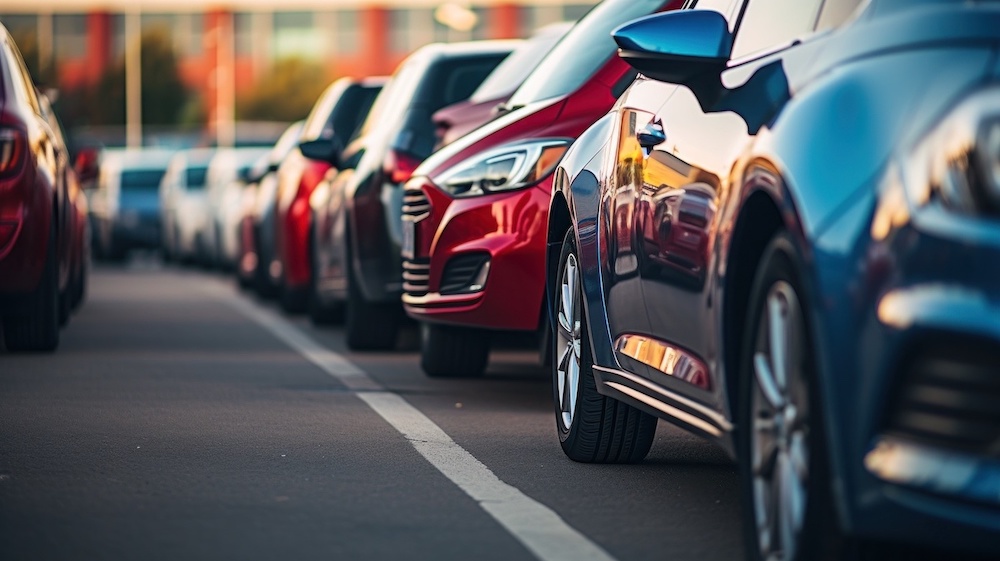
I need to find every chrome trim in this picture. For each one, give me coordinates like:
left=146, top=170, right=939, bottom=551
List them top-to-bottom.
left=594, top=365, right=732, bottom=432
left=605, top=382, right=721, bottom=437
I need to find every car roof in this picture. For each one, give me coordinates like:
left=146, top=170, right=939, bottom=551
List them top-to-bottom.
left=101, top=148, right=177, bottom=170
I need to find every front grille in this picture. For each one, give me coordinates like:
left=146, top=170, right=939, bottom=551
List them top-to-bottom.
left=402, top=187, right=430, bottom=220
left=440, top=253, right=490, bottom=295
left=403, top=258, right=430, bottom=297
left=886, top=343, right=1000, bottom=458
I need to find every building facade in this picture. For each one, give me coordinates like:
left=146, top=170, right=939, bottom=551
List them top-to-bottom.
left=1, top=0, right=595, bottom=133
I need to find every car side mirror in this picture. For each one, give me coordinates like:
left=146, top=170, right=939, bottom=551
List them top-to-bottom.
left=613, top=10, right=733, bottom=108
left=299, top=137, right=344, bottom=168
left=73, top=147, right=100, bottom=186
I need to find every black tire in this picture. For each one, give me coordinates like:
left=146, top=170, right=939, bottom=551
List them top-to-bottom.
left=4, top=228, right=60, bottom=352
left=554, top=229, right=656, bottom=463
left=738, top=231, right=848, bottom=561
left=307, top=234, right=343, bottom=325
left=70, top=256, right=87, bottom=311
left=344, top=263, right=399, bottom=351
left=279, top=284, right=308, bottom=314
left=58, top=287, right=71, bottom=327
left=420, top=323, right=491, bottom=378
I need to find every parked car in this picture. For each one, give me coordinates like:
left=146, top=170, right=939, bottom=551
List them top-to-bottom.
left=401, top=0, right=683, bottom=377
left=548, top=1, right=1000, bottom=560
left=431, top=22, right=572, bottom=149
left=0, top=25, right=79, bottom=351
left=309, top=41, right=517, bottom=347
left=271, top=77, right=385, bottom=313
left=40, top=96, right=92, bottom=316
left=239, top=121, right=304, bottom=295
left=203, top=147, right=269, bottom=269
left=90, top=148, right=173, bottom=261
left=159, top=148, right=214, bottom=263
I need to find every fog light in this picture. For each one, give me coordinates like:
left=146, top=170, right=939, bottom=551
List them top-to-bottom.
left=469, top=261, right=490, bottom=292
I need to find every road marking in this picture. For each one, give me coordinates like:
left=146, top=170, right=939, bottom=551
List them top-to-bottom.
left=215, top=286, right=617, bottom=561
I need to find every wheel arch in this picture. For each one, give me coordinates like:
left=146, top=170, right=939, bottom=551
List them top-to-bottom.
left=721, top=172, right=790, bottom=425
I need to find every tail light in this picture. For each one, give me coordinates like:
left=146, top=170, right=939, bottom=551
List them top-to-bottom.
left=0, top=127, right=27, bottom=177
left=385, top=149, right=422, bottom=185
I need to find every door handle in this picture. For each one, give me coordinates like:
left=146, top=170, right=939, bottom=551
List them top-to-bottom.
left=636, top=120, right=666, bottom=149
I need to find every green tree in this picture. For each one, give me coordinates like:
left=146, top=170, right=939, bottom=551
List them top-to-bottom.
left=61, top=27, right=190, bottom=127
left=8, top=30, right=57, bottom=88
left=237, top=58, right=331, bottom=122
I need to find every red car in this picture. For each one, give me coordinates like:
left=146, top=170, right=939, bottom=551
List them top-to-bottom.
left=402, top=0, right=683, bottom=376
left=431, top=21, right=572, bottom=150
left=0, top=26, right=84, bottom=351
left=272, top=77, right=383, bottom=313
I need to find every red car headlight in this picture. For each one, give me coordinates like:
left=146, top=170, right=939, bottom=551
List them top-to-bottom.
left=433, top=138, right=571, bottom=198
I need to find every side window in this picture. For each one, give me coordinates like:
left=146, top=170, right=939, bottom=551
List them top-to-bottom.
left=730, top=0, right=823, bottom=60
left=815, top=0, right=864, bottom=32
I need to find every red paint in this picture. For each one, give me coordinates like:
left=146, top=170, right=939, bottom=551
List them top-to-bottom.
left=403, top=0, right=684, bottom=333
left=275, top=152, right=331, bottom=290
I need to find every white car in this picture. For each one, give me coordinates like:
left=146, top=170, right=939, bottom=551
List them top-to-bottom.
left=89, top=148, right=175, bottom=261
left=160, top=148, right=216, bottom=263
left=203, top=148, right=269, bottom=268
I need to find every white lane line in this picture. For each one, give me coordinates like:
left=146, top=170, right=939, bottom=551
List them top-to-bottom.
left=213, top=286, right=617, bottom=561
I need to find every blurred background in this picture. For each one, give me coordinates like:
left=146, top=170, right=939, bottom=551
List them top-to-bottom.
left=0, top=0, right=596, bottom=149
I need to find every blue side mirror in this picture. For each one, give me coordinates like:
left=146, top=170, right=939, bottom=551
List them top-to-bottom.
left=613, top=10, right=733, bottom=95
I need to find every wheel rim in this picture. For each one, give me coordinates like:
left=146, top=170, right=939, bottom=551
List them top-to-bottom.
left=555, top=252, right=582, bottom=431
left=751, top=280, right=809, bottom=561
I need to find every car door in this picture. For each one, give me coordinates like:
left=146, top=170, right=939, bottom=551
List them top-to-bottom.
left=633, top=0, right=840, bottom=400
left=600, top=77, right=673, bottom=349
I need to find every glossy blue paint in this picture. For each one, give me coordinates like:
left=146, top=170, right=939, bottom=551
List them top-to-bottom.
left=550, top=0, right=1000, bottom=555
left=612, top=10, right=732, bottom=62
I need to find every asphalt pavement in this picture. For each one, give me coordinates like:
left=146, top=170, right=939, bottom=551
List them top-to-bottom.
left=0, top=260, right=742, bottom=561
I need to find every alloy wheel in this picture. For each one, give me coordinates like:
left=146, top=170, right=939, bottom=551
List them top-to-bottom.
left=555, top=252, right=582, bottom=431
left=751, top=280, right=810, bottom=561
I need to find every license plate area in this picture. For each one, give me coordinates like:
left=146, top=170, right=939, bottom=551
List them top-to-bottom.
left=402, top=219, right=416, bottom=260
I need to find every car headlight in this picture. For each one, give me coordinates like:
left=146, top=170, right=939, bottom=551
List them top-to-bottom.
left=901, top=88, right=1000, bottom=216
left=433, top=139, right=571, bottom=198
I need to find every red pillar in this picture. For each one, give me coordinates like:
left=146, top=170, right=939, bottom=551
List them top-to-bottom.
left=489, top=3, right=521, bottom=39
left=362, top=6, right=390, bottom=75
left=203, top=10, right=224, bottom=130
left=86, top=12, right=112, bottom=84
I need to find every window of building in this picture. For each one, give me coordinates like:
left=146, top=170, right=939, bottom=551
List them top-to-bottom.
left=730, top=0, right=823, bottom=60
left=562, top=4, right=596, bottom=22
left=522, top=5, right=564, bottom=34
left=390, top=9, right=434, bottom=54
left=334, top=10, right=360, bottom=55
left=273, top=11, right=324, bottom=61
left=234, top=12, right=254, bottom=57
left=175, top=13, right=203, bottom=57
left=1, top=14, right=38, bottom=36
left=53, top=14, right=87, bottom=60
left=111, top=14, right=125, bottom=61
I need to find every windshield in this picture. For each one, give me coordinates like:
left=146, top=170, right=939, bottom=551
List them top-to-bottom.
left=506, top=0, right=666, bottom=108
left=469, top=23, right=573, bottom=103
left=301, top=81, right=348, bottom=141
left=186, top=166, right=209, bottom=190
left=120, top=169, right=167, bottom=192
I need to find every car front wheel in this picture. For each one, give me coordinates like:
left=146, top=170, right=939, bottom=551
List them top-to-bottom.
left=553, top=229, right=656, bottom=463
left=739, top=231, right=846, bottom=561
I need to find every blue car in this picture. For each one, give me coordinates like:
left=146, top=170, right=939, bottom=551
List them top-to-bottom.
left=547, top=0, right=1000, bottom=559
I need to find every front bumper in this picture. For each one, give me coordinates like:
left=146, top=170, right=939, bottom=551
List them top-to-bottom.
left=401, top=177, right=550, bottom=332
left=813, top=192, right=1000, bottom=555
